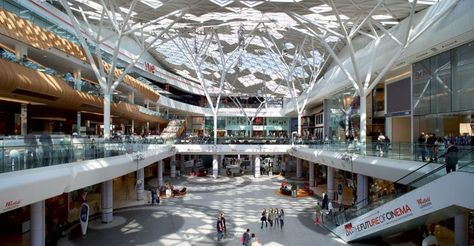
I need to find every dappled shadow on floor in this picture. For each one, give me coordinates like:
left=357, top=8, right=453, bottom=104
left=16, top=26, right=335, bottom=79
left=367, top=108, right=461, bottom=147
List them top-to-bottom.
left=65, top=209, right=185, bottom=245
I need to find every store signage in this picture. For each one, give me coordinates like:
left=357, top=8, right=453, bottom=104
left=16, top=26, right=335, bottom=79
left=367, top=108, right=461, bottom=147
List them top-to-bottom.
left=144, top=62, right=158, bottom=76
left=253, top=125, right=264, bottom=131
left=416, top=196, right=433, bottom=210
left=3, top=200, right=21, bottom=211
left=80, top=203, right=90, bottom=236
left=344, top=204, right=413, bottom=237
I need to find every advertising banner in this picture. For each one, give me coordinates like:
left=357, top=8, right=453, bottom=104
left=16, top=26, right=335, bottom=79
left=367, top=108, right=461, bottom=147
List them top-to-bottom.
left=80, top=203, right=90, bottom=236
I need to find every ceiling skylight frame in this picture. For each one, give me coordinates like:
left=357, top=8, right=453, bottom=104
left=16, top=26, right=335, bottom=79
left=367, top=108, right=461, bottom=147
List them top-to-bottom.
left=141, top=0, right=163, bottom=9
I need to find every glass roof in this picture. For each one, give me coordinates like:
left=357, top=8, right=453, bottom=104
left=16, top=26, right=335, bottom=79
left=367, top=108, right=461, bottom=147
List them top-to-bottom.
left=60, top=0, right=433, bottom=97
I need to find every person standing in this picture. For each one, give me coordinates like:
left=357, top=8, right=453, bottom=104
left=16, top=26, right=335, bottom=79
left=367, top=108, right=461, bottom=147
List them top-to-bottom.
left=24, top=129, right=38, bottom=169
left=39, top=130, right=53, bottom=166
left=418, top=132, right=427, bottom=161
left=439, top=141, right=459, bottom=173
left=151, top=187, right=159, bottom=205
left=322, top=193, right=328, bottom=210
left=314, top=202, right=322, bottom=224
left=267, top=208, right=274, bottom=227
left=274, top=208, right=279, bottom=227
left=260, top=209, right=267, bottom=229
left=279, top=209, right=284, bottom=230
left=220, top=212, right=227, bottom=237
left=216, top=216, right=224, bottom=241
left=422, top=225, right=438, bottom=246
left=242, top=228, right=251, bottom=246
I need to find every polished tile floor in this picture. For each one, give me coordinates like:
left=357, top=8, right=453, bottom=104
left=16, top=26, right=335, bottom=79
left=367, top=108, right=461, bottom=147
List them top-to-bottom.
left=59, top=175, right=370, bottom=246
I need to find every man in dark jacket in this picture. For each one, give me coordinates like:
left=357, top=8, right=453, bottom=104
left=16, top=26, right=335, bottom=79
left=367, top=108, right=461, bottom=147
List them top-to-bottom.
left=418, top=133, right=427, bottom=161
left=440, top=141, right=459, bottom=173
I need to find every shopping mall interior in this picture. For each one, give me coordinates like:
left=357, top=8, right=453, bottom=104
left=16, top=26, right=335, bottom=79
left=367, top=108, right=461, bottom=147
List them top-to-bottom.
left=0, top=0, right=473, bottom=245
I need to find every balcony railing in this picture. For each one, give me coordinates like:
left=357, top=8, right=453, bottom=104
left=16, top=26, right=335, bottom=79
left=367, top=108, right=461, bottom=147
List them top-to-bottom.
left=0, top=137, right=166, bottom=174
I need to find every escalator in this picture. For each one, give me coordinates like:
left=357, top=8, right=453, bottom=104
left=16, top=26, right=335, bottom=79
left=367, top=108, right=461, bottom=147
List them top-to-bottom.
left=328, top=150, right=474, bottom=242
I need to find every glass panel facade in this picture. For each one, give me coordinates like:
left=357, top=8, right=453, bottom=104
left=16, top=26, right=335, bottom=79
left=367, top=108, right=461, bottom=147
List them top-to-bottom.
left=413, top=41, right=474, bottom=115
left=452, top=41, right=474, bottom=111
left=430, top=51, right=451, bottom=113
left=412, top=59, right=431, bottom=115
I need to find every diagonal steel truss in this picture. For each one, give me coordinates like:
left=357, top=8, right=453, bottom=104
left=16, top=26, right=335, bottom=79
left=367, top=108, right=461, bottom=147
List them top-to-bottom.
left=59, top=0, right=184, bottom=139
left=288, top=0, right=458, bottom=145
left=171, top=23, right=263, bottom=143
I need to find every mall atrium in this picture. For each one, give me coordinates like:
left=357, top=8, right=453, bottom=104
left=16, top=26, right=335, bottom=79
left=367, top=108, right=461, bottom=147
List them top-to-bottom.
left=0, top=0, right=473, bottom=245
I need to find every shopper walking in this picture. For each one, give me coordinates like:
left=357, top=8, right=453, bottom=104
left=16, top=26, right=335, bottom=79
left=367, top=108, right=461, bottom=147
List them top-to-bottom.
left=439, top=140, right=459, bottom=173
left=314, top=202, right=322, bottom=224
left=267, top=208, right=274, bottom=227
left=260, top=209, right=267, bottom=229
left=279, top=209, right=284, bottom=229
left=220, top=211, right=227, bottom=237
left=216, top=215, right=224, bottom=241
left=242, top=228, right=251, bottom=246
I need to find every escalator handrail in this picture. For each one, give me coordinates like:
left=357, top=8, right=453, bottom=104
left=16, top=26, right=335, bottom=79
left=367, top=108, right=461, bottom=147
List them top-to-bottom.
left=348, top=148, right=473, bottom=209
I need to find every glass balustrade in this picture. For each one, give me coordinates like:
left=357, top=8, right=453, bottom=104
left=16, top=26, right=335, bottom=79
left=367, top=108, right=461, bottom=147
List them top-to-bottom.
left=0, top=138, right=166, bottom=174
left=304, top=141, right=474, bottom=162
left=318, top=151, right=474, bottom=232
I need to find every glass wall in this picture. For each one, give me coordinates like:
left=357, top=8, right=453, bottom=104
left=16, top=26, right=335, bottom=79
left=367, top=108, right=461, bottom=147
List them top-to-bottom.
left=412, top=41, right=474, bottom=138
left=452, top=42, right=474, bottom=111
left=324, top=87, right=358, bottom=142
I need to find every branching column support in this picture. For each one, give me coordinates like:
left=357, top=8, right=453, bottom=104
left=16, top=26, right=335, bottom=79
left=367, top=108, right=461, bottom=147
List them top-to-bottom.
left=61, top=0, right=183, bottom=139
left=289, top=0, right=441, bottom=150
left=173, top=23, right=262, bottom=144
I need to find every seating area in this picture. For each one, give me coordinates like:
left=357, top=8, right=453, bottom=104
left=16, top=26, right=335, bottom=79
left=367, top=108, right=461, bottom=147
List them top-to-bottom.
left=160, top=119, right=186, bottom=140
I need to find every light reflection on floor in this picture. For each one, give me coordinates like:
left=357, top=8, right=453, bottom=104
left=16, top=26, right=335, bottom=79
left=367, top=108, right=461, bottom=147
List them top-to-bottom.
left=60, top=175, right=365, bottom=246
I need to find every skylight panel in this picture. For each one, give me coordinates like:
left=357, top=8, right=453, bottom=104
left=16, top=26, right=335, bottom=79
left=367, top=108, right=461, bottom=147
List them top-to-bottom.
left=74, top=0, right=103, bottom=12
left=141, top=0, right=163, bottom=9
left=209, top=0, right=234, bottom=7
left=267, top=0, right=303, bottom=2
left=408, top=0, right=439, bottom=5
left=240, top=1, right=264, bottom=7
left=309, top=4, right=332, bottom=14
left=372, top=14, right=393, bottom=20
left=381, top=21, right=399, bottom=26
left=284, top=42, right=295, bottom=50
left=239, top=74, right=264, bottom=87
left=266, top=80, right=288, bottom=95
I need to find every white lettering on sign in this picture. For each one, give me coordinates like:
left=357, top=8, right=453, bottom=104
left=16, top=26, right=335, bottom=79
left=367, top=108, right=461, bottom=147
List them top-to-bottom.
left=345, top=204, right=413, bottom=237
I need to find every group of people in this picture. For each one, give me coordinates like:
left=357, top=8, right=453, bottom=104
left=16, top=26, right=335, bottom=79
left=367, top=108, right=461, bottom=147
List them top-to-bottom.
left=418, top=132, right=461, bottom=173
left=260, top=208, right=284, bottom=229
left=241, top=228, right=262, bottom=246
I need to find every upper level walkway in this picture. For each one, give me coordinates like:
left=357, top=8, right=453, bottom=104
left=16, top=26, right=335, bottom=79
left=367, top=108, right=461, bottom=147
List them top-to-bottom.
left=1, top=137, right=472, bottom=215
left=0, top=143, right=175, bottom=213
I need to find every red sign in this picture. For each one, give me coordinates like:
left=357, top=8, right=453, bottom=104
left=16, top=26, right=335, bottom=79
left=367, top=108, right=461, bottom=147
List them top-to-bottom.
left=145, top=62, right=156, bottom=75
left=416, top=196, right=433, bottom=210
left=4, top=200, right=21, bottom=211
